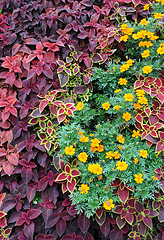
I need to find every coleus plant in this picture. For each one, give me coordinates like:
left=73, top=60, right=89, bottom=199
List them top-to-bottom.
left=134, top=75, right=164, bottom=152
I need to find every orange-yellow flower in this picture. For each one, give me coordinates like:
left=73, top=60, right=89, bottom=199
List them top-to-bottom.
left=143, top=4, right=149, bottom=10
left=154, top=13, right=163, bottom=19
left=140, top=19, right=149, bottom=25
left=120, top=35, right=129, bottom=42
left=157, top=47, right=164, bottom=54
left=141, top=50, right=150, bottom=58
left=120, top=64, right=129, bottom=72
left=142, top=66, right=153, bottom=74
left=118, top=78, right=127, bottom=85
left=114, top=89, right=122, bottom=93
left=136, top=89, right=145, bottom=97
left=124, top=93, right=134, bottom=102
left=138, top=96, right=148, bottom=105
left=76, top=102, right=83, bottom=110
left=102, top=102, right=110, bottom=110
left=133, top=102, right=142, bottom=109
left=114, top=105, right=120, bottom=110
left=122, top=112, right=131, bottom=121
left=132, top=130, right=141, bottom=138
left=79, top=134, right=89, bottom=142
left=117, top=135, right=125, bottom=144
left=91, top=138, right=100, bottom=147
left=65, top=145, right=75, bottom=156
left=97, top=145, right=104, bottom=152
left=118, top=145, right=123, bottom=150
left=139, top=149, right=148, bottom=158
left=106, top=151, right=113, bottom=159
left=113, top=151, right=121, bottom=159
left=78, top=152, right=88, bottom=163
left=133, top=158, right=139, bottom=164
left=116, top=161, right=128, bottom=171
left=88, top=163, right=103, bottom=175
left=134, top=173, right=143, bottom=183
left=79, top=184, right=89, bottom=194
left=103, top=199, right=114, bottom=211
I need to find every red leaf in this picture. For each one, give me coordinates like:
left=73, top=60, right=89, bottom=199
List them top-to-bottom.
left=25, top=38, right=38, bottom=45
left=12, top=44, right=21, bottom=55
left=43, top=67, right=53, bottom=79
left=5, top=72, right=15, bottom=86
left=59, top=73, right=69, bottom=87
left=39, top=100, right=49, bottom=113
left=58, top=114, right=66, bottom=124
left=2, top=162, right=13, bottom=176
left=21, top=167, right=32, bottom=184
left=71, top=169, right=80, bottom=177
left=55, top=173, right=68, bottom=182
left=38, top=176, right=49, bottom=191
left=67, top=178, right=76, bottom=193
left=27, top=186, right=36, bottom=202
left=118, top=188, right=129, bottom=204
left=135, top=200, right=144, bottom=213
left=96, top=208, right=103, bottom=219
left=28, top=209, right=42, bottom=220
left=0, top=211, right=6, bottom=218
left=96, top=212, right=106, bottom=226
left=125, top=212, right=133, bottom=225
left=46, top=213, right=60, bottom=228
left=78, top=214, right=90, bottom=233
left=0, top=216, right=7, bottom=228
left=100, top=216, right=110, bottom=237
left=116, top=216, right=126, bottom=229
left=56, top=218, right=66, bottom=237
left=24, top=222, right=34, bottom=239
left=110, top=228, right=123, bottom=240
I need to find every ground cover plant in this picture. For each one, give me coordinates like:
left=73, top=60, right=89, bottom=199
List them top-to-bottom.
left=0, top=0, right=164, bottom=239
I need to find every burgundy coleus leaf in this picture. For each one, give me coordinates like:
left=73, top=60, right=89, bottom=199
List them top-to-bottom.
left=33, top=42, right=46, bottom=61
left=43, top=42, right=59, bottom=52
left=43, top=66, right=53, bottom=79
left=39, top=100, right=49, bottom=113
left=55, top=172, right=68, bottom=182
left=67, top=178, right=76, bottom=193
left=118, top=187, right=129, bottom=204
left=135, top=200, right=144, bottom=213
left=96, top=208, right=103, bottom=219
left=28, top=209, right=42, bottom=220
left=96, top=211, right=106, bottom=226
left=125, top=212, right=133, bottom=225
left=46, top=213, right=60, bottom=228
left=78, top=213, right=90, bottom=233
left=0, top=215, right=7, bottom=228
left=100, top=215, right=111, bottom=237
left=116, top=216, right=126, bottom=229
left=56, top=218, right=66, bottom=237
left=24, top=222, right=34, bottom=239
left=35, top=234, right=55, bottom=240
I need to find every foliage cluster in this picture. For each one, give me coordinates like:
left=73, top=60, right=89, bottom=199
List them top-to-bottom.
left=0, top=0, right=164, bottom=240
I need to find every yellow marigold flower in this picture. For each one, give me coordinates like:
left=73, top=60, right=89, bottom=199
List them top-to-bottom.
left=143, top=4, right=149, bottom=10
left=154, top=13, right=163, bottom=19
left=140, top=19, right=149, bottom=25
left=120, top=24, right=128, bottom=30
left=123, top=28, right=134, bottom=35
left=137, top=30, right=147, bottom=39
left=132, top=33, right=139, bottom=39
left=120, top=35, right=129, bottom=42
left=150, top=35, right=159, bottom=41
left=138, top=41, right=153, bottom=48
left=160, top=43, right=164, bottom=47
left=157, top=47, right=164, bottom=54
left=141, top=49, right=150, bottom=58
left=126, top=59, right=134, bottom=66
left=120, top=64, right=129, bottom=72
left=142, top=66, right=153, bottom=74
left=113, top=67, right=116, bottom=71
left=118, top=78, right=127, bottom=85
left=114, top=89, right=122, bottom=93
left=136, top=89, right=145, bottom=97
left=124, top=93, right=134, bottom=102
left=138, top=96, right=148, bottom=105
left=76, top=102, right=83, bottom=111
left=102, top=102, right=110, bottom=110
left=134, top=102, right=142, bottom=109
left=114, top=105, right=120, bottom=110
left=122, top=112, right=131, bottom=121
left=132, top=130, right=141, bottom=138
left=78, top=131, right=84, bottom=134
left=79, top=134, right=89, bottom=143
left=90, top=134, right=94, bottom=136
left=117, top=134, right=125, bottom=144
left=91, top=138, right=100, bottom=147
left=74, top=142, right=76, bottom=146
left=65, top=145, right=75, bottom=156
left=97, top=145, right=104, bottom=152
left=118, top=145, right=123, bottom=150
left=90, top=146, right=97, bottom=152
left=139, top=149, right=148, bottom=158
left=106, top=151, right=113, bottom=159
left=113, top=151, right=121, bottom=159
left=78, top=152, right=88, bottom=163
left=133, top=158, right=139, bottom=164
left=116, top=160, right=128, bottom=171
left=88, top=163, right=103, bottom=175
left=134, top=173, right=144, bottom=184
left=98, top=175, right=102, bottom=180
left=152, top=175, right=158, bottom=180
left=89, top=179, right=93, bottom=182
left=79, top=184, right=89, bottom=194
left=103, top=199, right=114, bottom=211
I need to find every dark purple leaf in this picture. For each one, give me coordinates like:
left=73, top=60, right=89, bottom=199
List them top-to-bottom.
left=78, top=214, right=90, bottom=233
